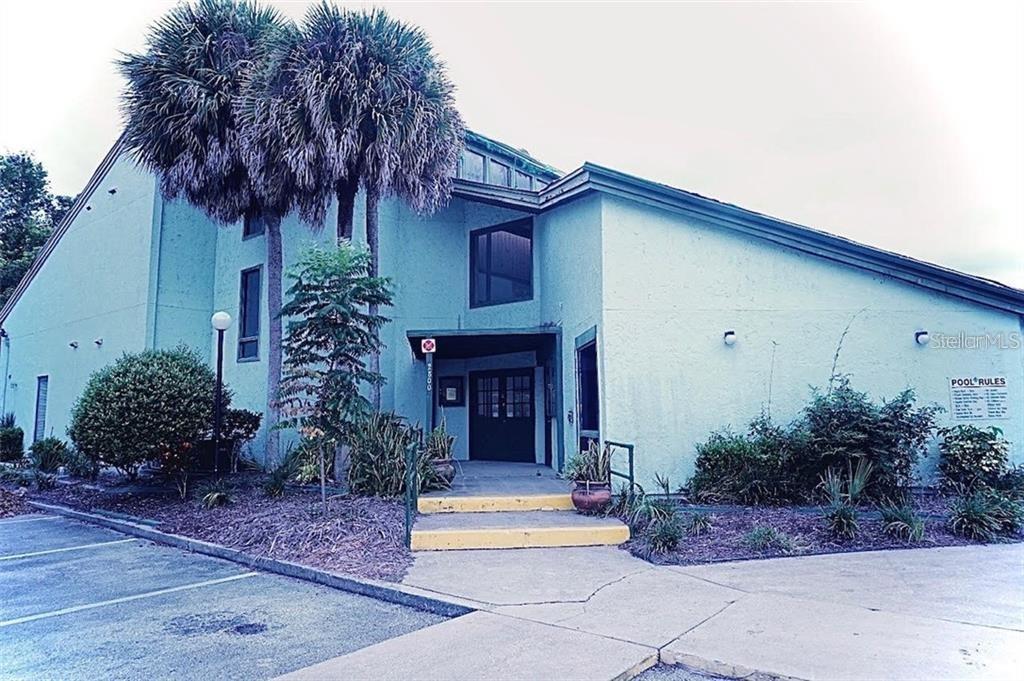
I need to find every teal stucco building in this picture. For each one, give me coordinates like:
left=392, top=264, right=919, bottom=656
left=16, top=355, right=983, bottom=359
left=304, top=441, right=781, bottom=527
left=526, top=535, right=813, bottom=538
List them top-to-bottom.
left=2, top=130, right=1023, bottom=487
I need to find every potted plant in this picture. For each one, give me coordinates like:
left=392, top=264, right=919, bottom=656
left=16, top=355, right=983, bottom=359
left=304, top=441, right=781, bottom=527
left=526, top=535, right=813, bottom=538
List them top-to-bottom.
left=426, top=418, right=457, bottom=486
left=566, top=440, right=612, bottom=512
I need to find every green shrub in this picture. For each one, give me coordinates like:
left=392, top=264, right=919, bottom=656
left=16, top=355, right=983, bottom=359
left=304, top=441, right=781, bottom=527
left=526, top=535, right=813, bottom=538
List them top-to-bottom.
left=69, top=347, right=218, bottom=480
left=794, top=378, right=940, bottom=499
left=223, top=408, right=262, bottom=470
left=0, top=412, right=14, bottom=429
left=346, top=412, right=441, bottom=497
left=688, top=416, right=793, bottom=505
left=425, top=419, right=455, bottom=461
left=0, top=423, right=24, bottom=462
left=938, top=425, right=1009, bottom=491
left=29, top=437, right=67, bottom=472
left=565, top=440, right=611, bottom=483
left=263, top=447, right=300, bottom=498
left=818, top=463, right=871, bottom=539
left=996, top=466, right=1024, bottom=499
left=33, top=470, right=56, bottom=490
left=196, top=478, right=233, bottom=509
left=610, top=484, right=677, bottom=533
left=949, top=488, right=1023, bottom=541
left=879, top=498, right=925, bottom=541
left=823, top=501, right=859, bottom=539
left=685, top=512, right=713, bottom=536
left=642, top=514, right=684, bottom=556
left=742, top=525, right=794, bottom=552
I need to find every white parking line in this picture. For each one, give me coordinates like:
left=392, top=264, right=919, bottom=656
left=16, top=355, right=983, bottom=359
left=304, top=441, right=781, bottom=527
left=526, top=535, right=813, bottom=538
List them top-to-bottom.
left=0, top=515, right=60, bottom=525
left=0, top=538, right=136, bottom=562
left=0, top=571, right=260, bottom=628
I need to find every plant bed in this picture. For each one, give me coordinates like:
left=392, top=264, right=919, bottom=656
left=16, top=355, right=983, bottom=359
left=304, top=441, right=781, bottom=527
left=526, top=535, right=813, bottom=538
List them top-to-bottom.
left=22, top=474, right=411, bottom=581
left=1, top=488, right=32, bottom=518
left=621, top=498, right=1022, bottom=566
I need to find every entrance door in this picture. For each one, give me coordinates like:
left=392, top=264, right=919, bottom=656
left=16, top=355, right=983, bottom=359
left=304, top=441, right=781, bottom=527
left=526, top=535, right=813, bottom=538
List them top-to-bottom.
left=469, top=369, right=535, bottom=462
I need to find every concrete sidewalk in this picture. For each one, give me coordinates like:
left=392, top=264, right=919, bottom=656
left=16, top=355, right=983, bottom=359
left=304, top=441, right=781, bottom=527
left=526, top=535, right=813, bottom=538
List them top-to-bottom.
left=282, top=543, right=1023, bottom=680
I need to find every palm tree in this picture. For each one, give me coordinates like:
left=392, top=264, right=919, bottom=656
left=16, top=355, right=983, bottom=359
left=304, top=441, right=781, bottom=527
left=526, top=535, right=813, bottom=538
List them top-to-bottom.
left=119, top=0, right=296, bottom=465
left=244, top=3, right=464, bottom=407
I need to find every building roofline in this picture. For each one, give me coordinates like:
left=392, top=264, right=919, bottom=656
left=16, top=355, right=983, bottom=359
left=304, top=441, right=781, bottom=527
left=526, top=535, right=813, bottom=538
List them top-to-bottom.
left=465, top=130, right=562, bottom=180
left=0, top=135, right=127, bottom=326
left=5, top=136, right=1021, bottom=324
left=556, top=163, right=1024, bottom=315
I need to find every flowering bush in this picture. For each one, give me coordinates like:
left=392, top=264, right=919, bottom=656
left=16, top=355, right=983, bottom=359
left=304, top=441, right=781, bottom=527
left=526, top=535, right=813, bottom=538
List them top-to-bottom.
left=938, top=425, right=1010, bottom=491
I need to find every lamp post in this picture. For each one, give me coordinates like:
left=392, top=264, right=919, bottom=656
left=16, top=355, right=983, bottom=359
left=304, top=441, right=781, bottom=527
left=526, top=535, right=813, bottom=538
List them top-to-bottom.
left=211, top=311, right=232, bottom=473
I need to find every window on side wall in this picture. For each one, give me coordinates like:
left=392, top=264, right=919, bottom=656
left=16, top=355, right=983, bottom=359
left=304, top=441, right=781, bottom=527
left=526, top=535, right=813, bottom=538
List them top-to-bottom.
left=460, top=150, right=485, bottom=183
left=488, top=159, right=511, bottom=187
left=514, top=171, right=533, bottom=190
left=243, top=213, right=265, bottom=239
left=470, top=219, right=532, bottom=307
left=238, top=266, right=261, bottom=361
left=33, top=375, right=48, bottom=442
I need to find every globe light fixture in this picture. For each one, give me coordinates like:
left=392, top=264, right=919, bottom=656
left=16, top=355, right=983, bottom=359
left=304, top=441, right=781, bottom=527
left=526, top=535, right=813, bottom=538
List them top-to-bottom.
left=211, top=311, right=232, bottom=331
left=723, top=330, right=737, bottom=346
left=915, top=330, right=930, bottom=346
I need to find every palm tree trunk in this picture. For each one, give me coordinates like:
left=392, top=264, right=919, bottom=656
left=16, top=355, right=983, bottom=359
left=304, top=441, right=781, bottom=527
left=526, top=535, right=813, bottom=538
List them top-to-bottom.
left=335, top=176, right=360, bottom=241
left=366, top=187, right=381, bottom=410
left=265, top=215, right=284, bottom=466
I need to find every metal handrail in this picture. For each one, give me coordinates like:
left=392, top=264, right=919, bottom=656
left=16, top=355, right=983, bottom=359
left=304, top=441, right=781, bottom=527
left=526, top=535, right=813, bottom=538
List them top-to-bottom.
left=604, top=439, right=636, bottom=496
left=404, top=441, right=419, bottom=549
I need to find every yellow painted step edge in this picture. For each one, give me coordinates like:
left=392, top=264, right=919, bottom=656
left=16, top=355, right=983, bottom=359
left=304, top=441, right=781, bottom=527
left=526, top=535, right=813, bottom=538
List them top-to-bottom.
left=417, top=494, right=574, bottom=514
left=410, top=524, right=630, bottom=551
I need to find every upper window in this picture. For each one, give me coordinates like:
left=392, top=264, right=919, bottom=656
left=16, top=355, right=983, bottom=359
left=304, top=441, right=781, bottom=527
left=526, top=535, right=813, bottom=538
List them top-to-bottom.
left=461, top=151, right=485, bottom=183
left=488, top=160, right=511, bottom=187
left=514, top=171, right=533, bottom=190
left=243, top=213, right=265, bottom=239
left=470, top=219, right=533, bottom=307
left=238, top=266, right=261, bottom=361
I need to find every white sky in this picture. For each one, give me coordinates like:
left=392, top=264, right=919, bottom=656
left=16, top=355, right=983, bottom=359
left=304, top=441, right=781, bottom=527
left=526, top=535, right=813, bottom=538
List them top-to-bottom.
left=1, top=1, right=1021, bottom=288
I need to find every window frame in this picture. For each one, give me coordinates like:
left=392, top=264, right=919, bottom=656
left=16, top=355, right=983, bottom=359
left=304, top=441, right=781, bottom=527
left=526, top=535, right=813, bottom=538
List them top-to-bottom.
left=459, top=150, right=486, bottom=183
left=488, top=159, right=511, bottom=187
left=514, top=170, right=533, bottom=190
left=242, top=213, right=265, bottom=240
left=469, top=218, right=534, bottom=309
left=237, top=265, right=262, bottom=362
left=33, top=375, right=48, bottom=443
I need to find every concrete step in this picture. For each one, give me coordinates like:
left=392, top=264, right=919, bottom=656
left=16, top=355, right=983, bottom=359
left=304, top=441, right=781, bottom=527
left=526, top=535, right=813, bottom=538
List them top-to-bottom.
left=417, top=492, right=574, bottom=514
left=411, top=510, right=630, bottom=551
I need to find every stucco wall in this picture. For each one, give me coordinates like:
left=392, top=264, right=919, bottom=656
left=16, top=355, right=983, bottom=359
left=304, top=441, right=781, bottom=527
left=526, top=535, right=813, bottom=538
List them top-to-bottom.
left=1, top=156, right=157, bottom=442
left=538, top=194, right=604, bottom=470
left=599, top=195, right=1024, bottom=490
left=152, top=198, right=218, bottom=354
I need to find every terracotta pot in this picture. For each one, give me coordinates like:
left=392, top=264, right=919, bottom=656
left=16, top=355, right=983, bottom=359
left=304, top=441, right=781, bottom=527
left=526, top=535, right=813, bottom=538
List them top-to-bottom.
left=430, top=458, right=457, bottom=485
left=571, top=481, right=612, bottom=513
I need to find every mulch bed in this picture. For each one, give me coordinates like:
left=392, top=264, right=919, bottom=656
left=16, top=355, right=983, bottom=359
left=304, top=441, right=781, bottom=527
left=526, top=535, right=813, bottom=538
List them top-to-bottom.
left=22, top=474, right=411, bottom=582
left=1, top=488, right=32, bottom=518
left=625, top=498, right=1021, bottom=566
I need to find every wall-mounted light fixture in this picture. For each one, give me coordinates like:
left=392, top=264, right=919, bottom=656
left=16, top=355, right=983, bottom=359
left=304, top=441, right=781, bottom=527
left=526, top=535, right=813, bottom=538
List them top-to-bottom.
left=107, top=187, right=117, bottom=194
left=85, top=205, right=92, bottom=211
left=723, top=330, right=737, bottom=346
left=915, top=330, right=930, bottom=346
left=94, top=338, right=104, bottom=347
left=69, top=341, right=79, bottom=349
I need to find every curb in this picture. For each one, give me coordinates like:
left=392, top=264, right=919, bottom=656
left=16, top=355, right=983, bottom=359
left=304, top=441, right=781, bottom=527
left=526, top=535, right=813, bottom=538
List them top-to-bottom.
left=27, top=501, right=473, bottom=619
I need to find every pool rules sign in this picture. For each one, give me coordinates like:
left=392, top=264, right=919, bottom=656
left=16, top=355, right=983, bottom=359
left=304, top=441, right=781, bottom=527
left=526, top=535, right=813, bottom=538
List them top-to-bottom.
left=949, top=376, right=1009, bottom=420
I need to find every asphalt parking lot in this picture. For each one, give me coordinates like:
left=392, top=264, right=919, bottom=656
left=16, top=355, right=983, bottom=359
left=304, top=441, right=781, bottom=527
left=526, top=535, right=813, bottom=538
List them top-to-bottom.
left=0, top=514, right=446, bottom=680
